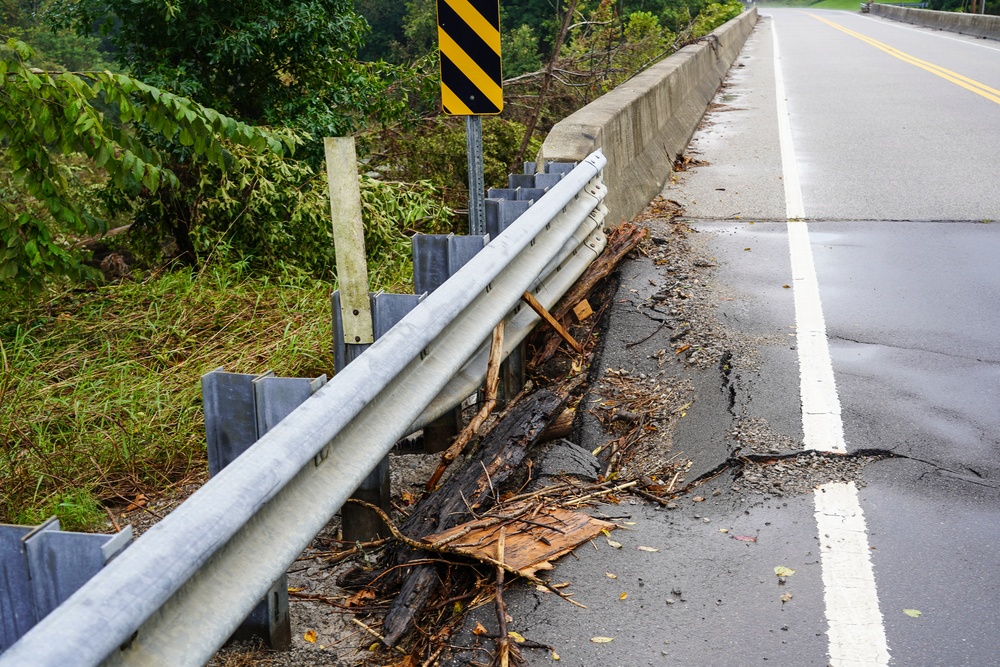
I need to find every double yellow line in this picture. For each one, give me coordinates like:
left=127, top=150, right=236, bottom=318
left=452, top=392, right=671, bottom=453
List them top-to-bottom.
left=810, top=13, right=1000, bottom=105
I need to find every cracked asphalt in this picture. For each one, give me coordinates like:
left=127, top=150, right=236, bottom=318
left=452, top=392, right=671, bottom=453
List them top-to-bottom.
left=445, top=10, right=1000, bottom=666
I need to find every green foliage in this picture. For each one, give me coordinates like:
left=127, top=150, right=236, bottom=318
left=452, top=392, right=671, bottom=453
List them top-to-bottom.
left=67, top=0, right=412, bottom=149
left=356, top=0, right=408, bottom=62
left=396, top=0, right=440, bottom=62
left=690, top=0, right=743, bottom=37
left=503, top=24, right=544, bottom=78
left=0, top=37, right=291, bottom=291
left=374, top=117, right=542, bottom=210
left=0, top=264, right=336, bottom=530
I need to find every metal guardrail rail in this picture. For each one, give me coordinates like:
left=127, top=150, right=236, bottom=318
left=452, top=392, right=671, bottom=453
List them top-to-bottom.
left=0, top=150, right=608, bottom=666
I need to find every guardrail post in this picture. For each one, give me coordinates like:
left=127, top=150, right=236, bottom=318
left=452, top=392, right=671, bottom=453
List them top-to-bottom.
left=412, top=233, right=489, bottom=452
left=202, top=370, right=326, bottom=648
left=1, top=518, right=131, bottom=654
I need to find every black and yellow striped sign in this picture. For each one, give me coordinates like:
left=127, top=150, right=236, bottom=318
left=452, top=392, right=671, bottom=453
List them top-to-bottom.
left=437, top=0, right=503, bottom=115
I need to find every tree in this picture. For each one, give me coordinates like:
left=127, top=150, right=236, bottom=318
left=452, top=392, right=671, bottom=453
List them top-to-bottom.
left=66, top=0, right=411, bottom=153
left=0, top=37, right=293, bottom=290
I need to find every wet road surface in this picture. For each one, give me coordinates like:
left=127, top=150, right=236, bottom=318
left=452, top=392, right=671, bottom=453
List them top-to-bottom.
left=448, top=9, right=1000, bottom=666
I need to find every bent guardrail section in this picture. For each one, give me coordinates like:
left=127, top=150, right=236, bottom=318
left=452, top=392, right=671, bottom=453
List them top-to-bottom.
left=871, top=3, right=1000, bottom=40
left=0, top=151, right=608, bottom=667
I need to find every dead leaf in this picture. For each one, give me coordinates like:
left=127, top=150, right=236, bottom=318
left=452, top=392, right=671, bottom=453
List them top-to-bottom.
left=782, top=284, right=791, bottom=289
left=675, top=345, right=691, bottom=354
left=401, top=491, right=418, bottom=505
left=124, top=494, right=147, bottom=512
left=692, top=496, right=705, bottom=503
left=719, top=528, right=729, bottom=534
left=606, top=538, right=623, bottom=549
left=637, top=546, right=659, bottom=552
left=774, top=566, right=795, bottom=577
left=605, top=572, right=618, bottom=579
left=287, top=587, right=302, bottom=593
left=346, top=588, right=375, bottom=607
left=619, top=592, right=628, bottom=600
left=780, top=592, right=793, bottom=604
left=903, top=609, right=922, bottom=618
left=473, top=622, right=488, bottom=636
left=303, top=629, right=317, bottom=643
left=508, top=631, right=525, bottom=643
left=590, top=636, right=614, bottom=643
left=552, top=650, right=560, bottom=660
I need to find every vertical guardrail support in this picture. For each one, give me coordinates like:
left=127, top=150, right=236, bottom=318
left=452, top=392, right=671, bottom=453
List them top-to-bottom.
left=202, top=369, right=326, bottom=649
left=0, top=518, right=131, bottom=653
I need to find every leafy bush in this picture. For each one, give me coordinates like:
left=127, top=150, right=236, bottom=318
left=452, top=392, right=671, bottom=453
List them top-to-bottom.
left=0, top=37, right=292, bottom=292
left=373, top=116, right=542, bottom=211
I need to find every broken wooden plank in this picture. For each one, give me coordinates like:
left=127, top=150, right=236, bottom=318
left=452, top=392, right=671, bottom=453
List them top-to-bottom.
left=530, top=222, right=648, bottom=369
left=381, top=384, right=575, bottom=647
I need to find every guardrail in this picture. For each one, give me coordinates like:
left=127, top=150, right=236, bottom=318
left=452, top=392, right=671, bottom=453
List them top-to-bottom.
left=871, top=3, right=1000, bottom=39
left=0, top=151, right=608, bottom=666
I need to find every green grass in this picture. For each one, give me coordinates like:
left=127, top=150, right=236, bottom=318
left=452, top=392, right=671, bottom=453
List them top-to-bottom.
left=0, top=264, right=336, bottom=530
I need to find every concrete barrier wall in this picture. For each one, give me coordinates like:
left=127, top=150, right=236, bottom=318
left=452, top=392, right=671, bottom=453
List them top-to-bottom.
left=871, top=4, right=1000, bottom=40
left=537, top=9, right=758, bottom=224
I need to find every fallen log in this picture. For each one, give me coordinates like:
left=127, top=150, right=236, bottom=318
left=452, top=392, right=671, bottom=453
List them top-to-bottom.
left=529, top=222, right=649, bottom=369
left=380, top=383, right=575, bottom=647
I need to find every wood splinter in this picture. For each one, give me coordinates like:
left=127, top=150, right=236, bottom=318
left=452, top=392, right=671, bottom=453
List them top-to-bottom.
left=521, top=291, right=582, bottom=354
left=426, top=320, right=505, bottom=491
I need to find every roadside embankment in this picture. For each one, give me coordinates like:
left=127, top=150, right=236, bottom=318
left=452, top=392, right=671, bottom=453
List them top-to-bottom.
left=871, top=3, right=1000, bottom=39
left=537, top=8, right=758, bottom=224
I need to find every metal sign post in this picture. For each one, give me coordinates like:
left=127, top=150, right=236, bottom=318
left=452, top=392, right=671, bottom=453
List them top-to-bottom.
left=466, top=115, right=486, bottom=235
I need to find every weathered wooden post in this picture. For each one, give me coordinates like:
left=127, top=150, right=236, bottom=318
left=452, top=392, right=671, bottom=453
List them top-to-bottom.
left=325, top=136, right=390, bottom=542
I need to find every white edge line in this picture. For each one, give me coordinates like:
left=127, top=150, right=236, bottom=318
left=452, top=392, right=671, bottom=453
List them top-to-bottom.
left=772, top=19, right=890, bottom=667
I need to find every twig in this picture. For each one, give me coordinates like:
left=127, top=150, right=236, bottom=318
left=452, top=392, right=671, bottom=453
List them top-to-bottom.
left=521, top=291, right=582, bottom=353
left=426, top=321, right=505, bottom=491
left=564, top=480, right=638, bottom=506
left=632, top=488, right=672, bottom=506
left=347, top=499, right=587, bottom=609
left=104, top=506, right=121, bottom=532
left=493, top=527, right=524, bottom=667
left=351, top=618, right=406, bottom=654
left=421, top=644, right=447, bottom=667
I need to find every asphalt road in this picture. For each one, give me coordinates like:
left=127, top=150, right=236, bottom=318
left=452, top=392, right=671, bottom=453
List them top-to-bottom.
left=449, top=9, right=1000, bottom=667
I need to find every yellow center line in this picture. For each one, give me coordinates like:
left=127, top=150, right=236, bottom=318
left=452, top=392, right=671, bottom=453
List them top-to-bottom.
left=810, top=13, right=1000, bottom=105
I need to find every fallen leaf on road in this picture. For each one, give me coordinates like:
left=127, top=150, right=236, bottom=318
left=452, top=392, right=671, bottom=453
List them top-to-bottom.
left=692, top=496, right=705, bottom=503
left=719, top=528, right=729, bottom=533
left=607, top=538, right=623, bottom=549
left=637, top=545, right=659, bottom=552
left=774, top=566, right=795, bottom=577
left=606, top=572, right=618, bottom=579
left=619, top=592, right=628, bottom=600
left=780, top=593, right=793, bottom=604
left=903, top=609, right=922, bottom=618
left=473, top=622, right=488, bottom=636
left=304, top=630, right=317, bottom=643
left=509, top=631, right=525, bottom=643
left=591, top=637, right=614, bottom=643
left=552, top=651, right=561, bottom=660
